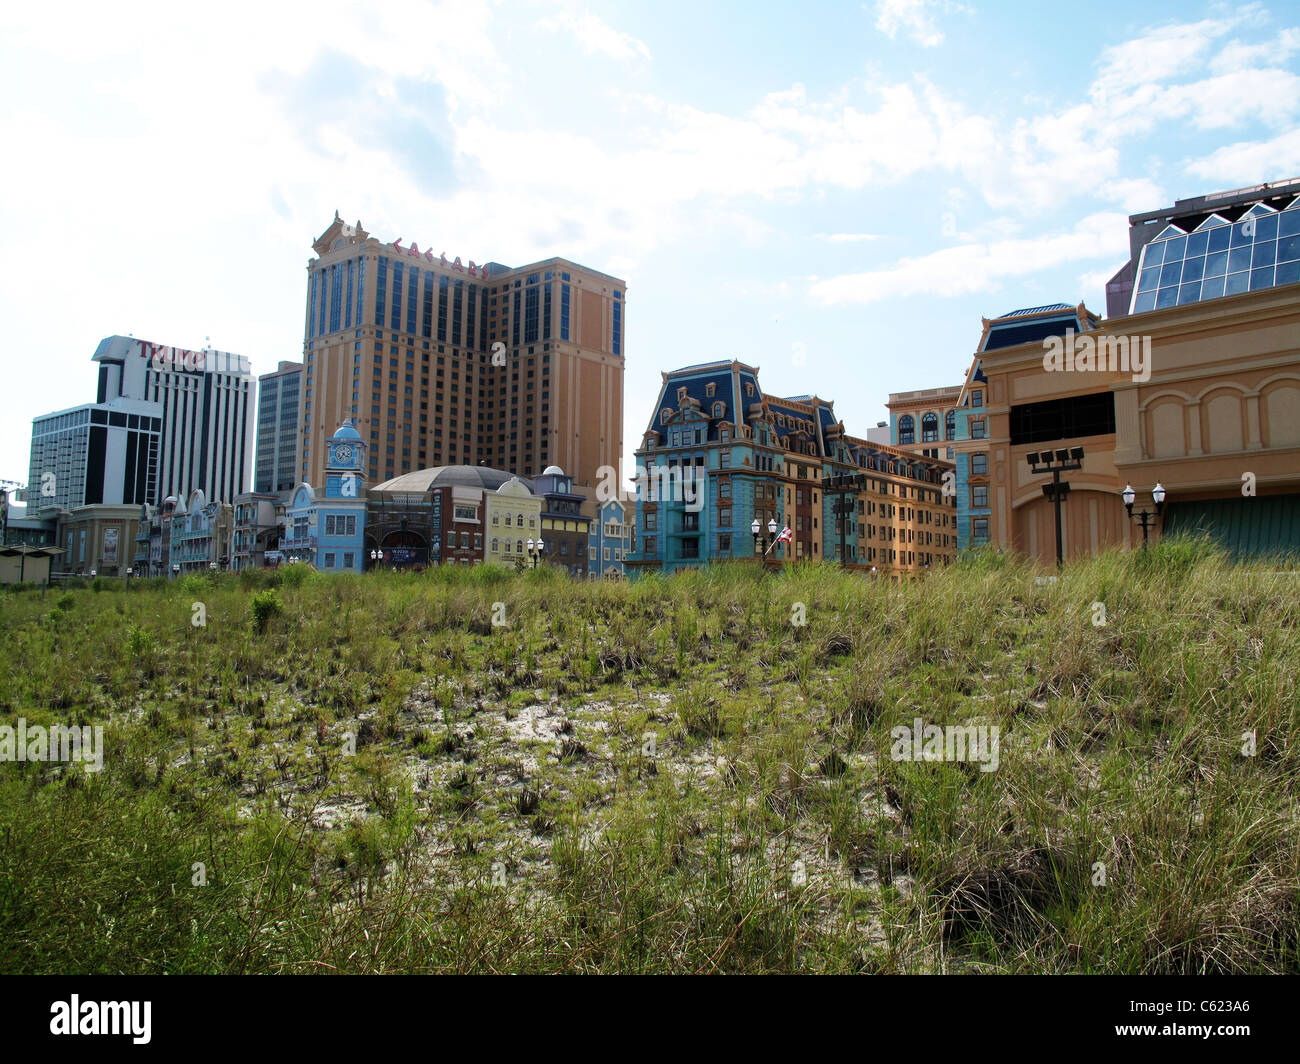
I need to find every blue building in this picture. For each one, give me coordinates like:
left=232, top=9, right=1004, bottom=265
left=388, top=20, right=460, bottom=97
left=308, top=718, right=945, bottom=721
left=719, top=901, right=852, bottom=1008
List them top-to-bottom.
left=627, top=361, right=956, bottom=576
left=283, top=419, right=368, bottom=570
left=589, top=497, right=632, bottom=578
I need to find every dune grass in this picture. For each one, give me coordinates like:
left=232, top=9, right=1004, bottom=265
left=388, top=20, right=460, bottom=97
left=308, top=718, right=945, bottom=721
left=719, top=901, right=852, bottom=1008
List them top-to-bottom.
left=0, top=539, right=1296, bottom=973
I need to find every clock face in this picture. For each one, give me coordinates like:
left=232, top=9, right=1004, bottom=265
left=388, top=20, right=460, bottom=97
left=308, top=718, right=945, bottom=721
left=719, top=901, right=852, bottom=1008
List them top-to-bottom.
left=334, top=444, right=353, bottom=463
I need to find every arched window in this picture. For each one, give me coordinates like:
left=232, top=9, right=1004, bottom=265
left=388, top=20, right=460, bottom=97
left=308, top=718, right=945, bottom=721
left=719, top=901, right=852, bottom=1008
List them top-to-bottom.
left=713, top=401, right=724, bottom=418
left=945, top=410, right=956, bottom=440
left=922, top=412, right=939, bottom=443
left=898, top=415, right=915, bottom=445
left=516, top=513, right=524, bottom=527
left=491, top=538, right=499, bottom=553
left=517, top=539, right=524, bottom=554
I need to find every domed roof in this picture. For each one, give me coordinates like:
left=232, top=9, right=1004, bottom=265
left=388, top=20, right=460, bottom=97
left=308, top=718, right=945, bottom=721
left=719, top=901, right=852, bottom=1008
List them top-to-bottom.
left=333, top=418, right=363, bottom=442
left=372, top=464, right=519, bottom=494
left=542, top=465, right=565, bottom=476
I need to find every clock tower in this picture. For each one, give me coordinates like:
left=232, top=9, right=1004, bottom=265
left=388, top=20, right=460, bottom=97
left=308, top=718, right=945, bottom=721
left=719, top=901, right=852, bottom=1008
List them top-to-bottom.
left=324, top=418, right=366, bottom=499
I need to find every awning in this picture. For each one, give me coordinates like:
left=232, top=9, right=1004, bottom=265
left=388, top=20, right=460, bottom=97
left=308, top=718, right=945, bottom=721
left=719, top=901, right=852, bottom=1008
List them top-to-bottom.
left=1162, top=494, right=1300, bottom=559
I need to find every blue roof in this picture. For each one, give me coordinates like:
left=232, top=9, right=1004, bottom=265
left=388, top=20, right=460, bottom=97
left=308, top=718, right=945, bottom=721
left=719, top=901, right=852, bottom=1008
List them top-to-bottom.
left=1000, top=303, right=1073, bottom=317
left=333, top=418, right=362, bottom=441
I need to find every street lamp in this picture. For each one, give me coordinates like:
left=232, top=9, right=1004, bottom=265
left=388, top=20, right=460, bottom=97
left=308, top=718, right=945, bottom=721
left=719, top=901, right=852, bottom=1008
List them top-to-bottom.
left=1026, top=447, right=1084, bottom=569
left=1122, top=482, right=1167, bottom=548
left=751, top=517, right=761, bottom=556
left=526, top=538, right=544, bottom=569
left=370, top=548, right=384, bottom=569
left=209, top=561, right=218, bottom=572
left=171, top=563, right=180, bottom=578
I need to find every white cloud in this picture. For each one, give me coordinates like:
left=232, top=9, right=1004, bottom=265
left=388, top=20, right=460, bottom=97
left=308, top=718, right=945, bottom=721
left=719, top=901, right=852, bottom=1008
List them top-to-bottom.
left=873, top=0, right=961, bottom=48
left=540, top=10, right=652, bottom=62
left=1210, top=27, right=1300, bottom=73
left=1183, top=127, right=1300, bottom=184
left=807, top=212, right=1129, bottom=305
left=817, top=233, right=883, bottom=242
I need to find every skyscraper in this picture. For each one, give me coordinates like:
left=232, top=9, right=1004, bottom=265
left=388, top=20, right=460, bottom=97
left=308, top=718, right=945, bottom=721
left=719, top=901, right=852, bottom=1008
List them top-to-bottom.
left=299, top=214, right=625, bottom=491
left=29, top=335, right=254, bottom=511
left=254, top=361, right=302, bottom=495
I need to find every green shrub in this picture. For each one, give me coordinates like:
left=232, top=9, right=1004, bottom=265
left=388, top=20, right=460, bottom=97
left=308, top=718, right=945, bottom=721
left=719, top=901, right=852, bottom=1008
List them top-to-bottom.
left=250, top=589, right=282, bottom=631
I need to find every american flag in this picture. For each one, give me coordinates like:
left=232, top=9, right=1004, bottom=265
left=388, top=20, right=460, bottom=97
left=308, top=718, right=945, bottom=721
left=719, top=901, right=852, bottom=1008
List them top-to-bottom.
left=776, top=525, right=793, bottom=544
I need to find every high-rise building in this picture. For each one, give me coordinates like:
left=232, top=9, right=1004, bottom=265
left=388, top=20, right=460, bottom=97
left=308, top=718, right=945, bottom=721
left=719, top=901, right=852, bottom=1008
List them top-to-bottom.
left=299, top=213, right=625, bottom=492
left=31, top=335, right=254, bottom=511
left=91, top=335, right=254, bottom=505
left=255, top=361, right=302, bottom=495
left=28, top=399, right=162, bottom=511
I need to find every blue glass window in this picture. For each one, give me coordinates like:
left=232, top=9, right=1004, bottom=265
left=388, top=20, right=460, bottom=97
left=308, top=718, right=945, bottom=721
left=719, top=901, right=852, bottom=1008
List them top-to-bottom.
left=1280, top=211, right=1300, bottom=238
left=1254, top=214, right=1279, bottom=242
left=1231, top=221, right=1254, bottom=246
left=1207, top=225, right=1231, bottom=253
left=1185, top=230, right=1209, bottom=257
left=1164, top=234, right=1187, bottom=261
left=1280, top=235, right=1300, bottom=262
left=1142, top=240, right=1166, bottom=267
left=1253, top=241, right=1276, bottom=268
left=1228, top=246, right=1252, bottom=273
left=1205, top=251, right=1229, bottom=277
left=1181, top=256, right=1205, bottom=283
left=356, top=258, right=366, bottom=326
left=374, top=258, right=387, bottom=326
left=345, top=259, right=354, bottom=330
left=1276, top=260, right=1300, bottom=286
left=391, top=261, right=404, bottom=331
left=1159, top=261, right=1182, bottom=288
left=329, top=263, right=342, bottom=333
left=1137, top=266, right=1160, bottom=292
left=1250, top=266, right=1274, bottom=290
left=317, top=268, right=328, bottom=336
left=407, top=268, right=418, bottom=334
left=308, top=270, right=318, bottom=340
left=422, top=271, right=433, bottom=338
left=1226, top=271, right=1251, bottom=296
left=438, top=275, right=449, bottom=341
left=1200, top=275, right=1226, bottom=300
left=453, top=279, right=464, bottom=344
left=1178, top=282, right=1201, bottom=304
left=524, top=283, right=538, bottom=344
left=543, top=283, right=551, bottom=341
left=466, top=284, right=477, bottom=348
left=560, top=284, right=571, bottom=340
left=1156, top=286, right=1179, bottom=309
left=1133, top=290, right=1157, bottom=313
left=612, top=296, right=622, bottom=356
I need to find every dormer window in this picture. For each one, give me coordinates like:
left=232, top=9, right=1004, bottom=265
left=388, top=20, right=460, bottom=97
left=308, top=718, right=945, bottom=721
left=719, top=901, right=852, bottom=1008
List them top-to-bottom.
left=705, top=382, right=716, bottom=398
left=677, top=386, right=688, bottom=402
left=712, top=401, right=724, bottom=418
left=660, top=408, right=672, bottom=424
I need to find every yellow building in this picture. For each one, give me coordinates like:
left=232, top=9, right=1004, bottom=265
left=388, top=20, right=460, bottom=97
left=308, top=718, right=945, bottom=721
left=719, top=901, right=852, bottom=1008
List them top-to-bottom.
left=484, top=477, right=543, bottom=566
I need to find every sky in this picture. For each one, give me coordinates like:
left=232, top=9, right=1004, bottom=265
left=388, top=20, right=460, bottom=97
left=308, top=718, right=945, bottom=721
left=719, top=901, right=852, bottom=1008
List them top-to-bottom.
left=2, top=0, right=1298, bottom=490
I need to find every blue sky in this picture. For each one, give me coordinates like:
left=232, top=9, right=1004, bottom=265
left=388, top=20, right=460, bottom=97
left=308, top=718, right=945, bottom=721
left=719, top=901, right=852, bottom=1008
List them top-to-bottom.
left=2, top=0, right=1298, bottom=489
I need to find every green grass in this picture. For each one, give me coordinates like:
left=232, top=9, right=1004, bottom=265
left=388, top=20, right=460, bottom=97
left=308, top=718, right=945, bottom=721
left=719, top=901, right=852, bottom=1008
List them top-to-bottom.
left=0, top=540, right=1296, bottom=973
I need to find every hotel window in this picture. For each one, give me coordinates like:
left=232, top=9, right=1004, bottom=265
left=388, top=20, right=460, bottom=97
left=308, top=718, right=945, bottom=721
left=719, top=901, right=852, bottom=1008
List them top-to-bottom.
left=705, top=383, right=716, bottom=398
left=971, top=390, right=984, bottom=408
left=712, top=401, right=724, bottom=418
left=661, top=409, right=672, bottom=424
left=945, top=410, right=956, bottom=440
left=922, top=412, right=939, bottom=443
left=898, top=415, right=915, bottom=445
left=971, top=418, right=986, bottom=440
left=720, top=427, right=731, bottom=442
left=720, top=449, right=730, bottom=468
left=972, top=452, right=988, bottom=476
left=719, top=479, right=731, bottom=498
left=971, top=485, right=988, bottom=508
left=645, top=512, right=657, bottom=530
left=972, top=516, right=989, bottom=542
left=645, top=536, right=657, bottom=555
left=492, top=538, right=499, bottom=553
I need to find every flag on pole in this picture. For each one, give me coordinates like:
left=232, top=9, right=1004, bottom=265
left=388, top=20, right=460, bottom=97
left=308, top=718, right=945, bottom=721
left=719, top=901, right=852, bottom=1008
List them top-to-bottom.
left=765, top=525, right=793, bottom=554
